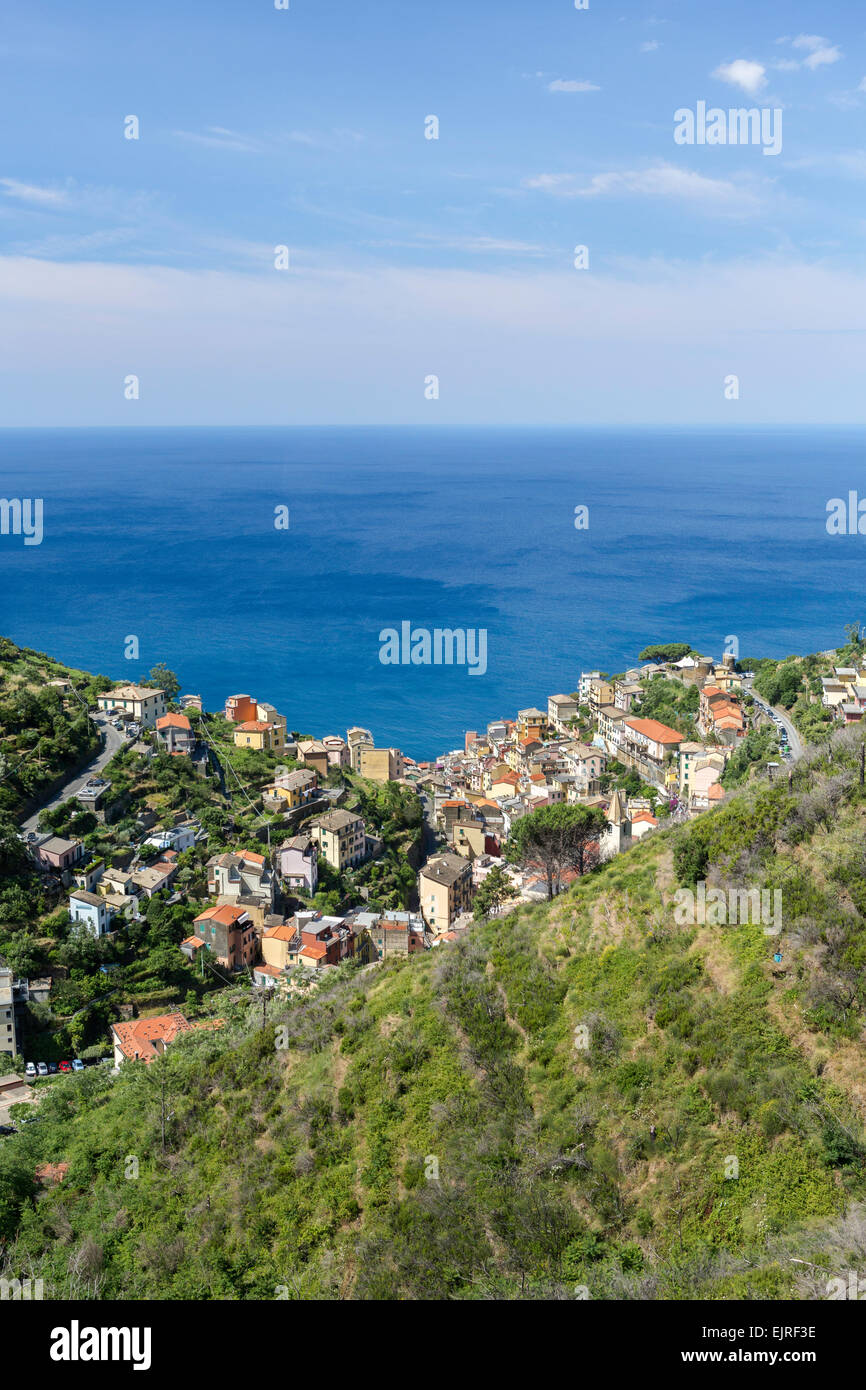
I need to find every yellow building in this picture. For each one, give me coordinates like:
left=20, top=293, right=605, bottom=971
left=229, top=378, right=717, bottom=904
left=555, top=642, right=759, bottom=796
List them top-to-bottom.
left=517, top=707, right=548, bottom=741
left=233, top=720, right=286, bottom=752
left=358, top=746, right=404, bottom=783
left=263, top=768, right=318, bottom=807
left=309, top=809, right=366, bottom=870
left=419, top=853, right=473, bottom=932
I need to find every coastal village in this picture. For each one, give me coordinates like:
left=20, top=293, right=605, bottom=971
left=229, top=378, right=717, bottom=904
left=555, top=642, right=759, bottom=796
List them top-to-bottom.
left=1, top=635, right=853, bottom=1079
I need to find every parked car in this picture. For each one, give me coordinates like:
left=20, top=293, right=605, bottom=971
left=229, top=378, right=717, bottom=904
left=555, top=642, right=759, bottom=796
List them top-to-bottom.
left=72, top=1058, right=85, bottom=1072
left=59, top=1060, right=72, bottom=1073
left=25, top=1061, right=36, bottom=1078
left=36, top=1062, right=48, bottom=1077
left=48, top=1062, right=58, bottom=1074
left=20, top=1114, right=42, bottom=1125
left=0, top=1125, right=16, bottom=1137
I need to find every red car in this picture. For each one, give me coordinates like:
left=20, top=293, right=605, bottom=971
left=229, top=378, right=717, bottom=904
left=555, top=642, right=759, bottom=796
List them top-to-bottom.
left=58, top=1060, right=72, bottom=1073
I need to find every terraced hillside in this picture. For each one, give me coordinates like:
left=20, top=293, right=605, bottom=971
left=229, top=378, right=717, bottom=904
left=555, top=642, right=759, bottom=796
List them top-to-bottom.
left=2, top=727, right=866, bottom=1300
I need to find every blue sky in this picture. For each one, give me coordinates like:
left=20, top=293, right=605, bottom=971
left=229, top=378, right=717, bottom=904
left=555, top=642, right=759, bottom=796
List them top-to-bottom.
left=1, top=0, right=865, bottom=424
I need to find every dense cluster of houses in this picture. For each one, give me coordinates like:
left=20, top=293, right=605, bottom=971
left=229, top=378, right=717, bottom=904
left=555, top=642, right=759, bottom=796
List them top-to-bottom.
left=405, top=650, right=753, bottom=911
left=12, top=655, right=766, bottom=1068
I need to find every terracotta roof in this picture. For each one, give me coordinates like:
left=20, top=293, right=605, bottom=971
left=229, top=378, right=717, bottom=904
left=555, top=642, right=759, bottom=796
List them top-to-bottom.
left=156, top=713, right=192, bottom=730
left=624, top=718, right=683, bottom=744
left=235, top=720, right=272, bottom=732
left=708, top=783, right=726, bottom=800
left=631, top=811, right=658, bottom=825
left=195, top=904, right=249, bottom=927
left=263, top=919, right=298, bottom=941
left=181, top=935, right=206, bottom=949
left=299, top=942, right=328, bottom=959
left=111, top=1012, right=224, bottom=1063
left=35, top=1162, right=69, bottom=1184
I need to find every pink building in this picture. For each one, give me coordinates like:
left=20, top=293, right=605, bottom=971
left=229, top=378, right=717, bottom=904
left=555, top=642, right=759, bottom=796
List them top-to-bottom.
left=277, top=835, right=318, bottom=895
left=32, top=836, right=85, bottom=872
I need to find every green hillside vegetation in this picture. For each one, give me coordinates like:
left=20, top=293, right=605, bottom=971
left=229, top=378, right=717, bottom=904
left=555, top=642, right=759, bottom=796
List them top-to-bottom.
left=0, top=638, right=102, bottom=820
left=3, top=723, right=866, bottom=1299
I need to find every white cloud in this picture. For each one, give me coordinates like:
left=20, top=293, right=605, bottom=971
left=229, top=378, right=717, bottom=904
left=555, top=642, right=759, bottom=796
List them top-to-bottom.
left=776, top=35, right=843, bottom=72
left=640, top=41, right=660, bottom=53
left=803, top=45, right=842, bottom=70
left=712, top=60, right=767, bottom=95
left=548, top=79, right=600, bottom=93
left=173, top=127, right=264, bottom=154
left=525, top=163, right=760, bottom=211
left=0, top=178, right=69, bottom=206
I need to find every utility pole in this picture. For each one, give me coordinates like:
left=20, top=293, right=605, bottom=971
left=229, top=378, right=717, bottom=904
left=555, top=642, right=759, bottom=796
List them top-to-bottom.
left=860, top=743, right=864, bottom=787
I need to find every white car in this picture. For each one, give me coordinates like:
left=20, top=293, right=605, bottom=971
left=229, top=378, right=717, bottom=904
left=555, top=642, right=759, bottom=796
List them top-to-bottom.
left=25, top=1061, right=36, bottom=1078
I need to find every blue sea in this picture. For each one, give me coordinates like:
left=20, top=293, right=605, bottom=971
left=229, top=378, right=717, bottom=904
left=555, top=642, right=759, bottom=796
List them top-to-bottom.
left=0, top=426, right=863, bottom=760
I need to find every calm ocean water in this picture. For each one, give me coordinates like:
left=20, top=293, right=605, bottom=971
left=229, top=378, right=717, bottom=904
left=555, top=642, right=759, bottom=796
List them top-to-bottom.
left=0, top=426, right=862, bottom=759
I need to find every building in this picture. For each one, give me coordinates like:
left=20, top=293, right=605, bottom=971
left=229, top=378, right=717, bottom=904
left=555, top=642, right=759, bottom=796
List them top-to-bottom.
left=587, top=679, right=614, bottom=716
left=614, top=681, right=642, bottom=712
left=97, top=685, right=167, bottom=728
left=179, top=694, right=203, bottom=711
left=224, top=694, right=258, bottom=723
left=547, top=694, right=579, bottom=730
left=597, top=705, right=630, bottom=753
left=517, top=707, right=548, bottom=741
left=156, top=712, right=195, bottom=755
left=620, top=718, right=683, bottom=778
left=233, top=720, right=286, bottom=752
left=346, top=727, right=375, bottom=772
left=322, top=735, right=350, bottom=768
left=297, top=740, right=330, bottom=777
left=678, top=742, right=726, bottom=797
left=358, top=746, right=404, bottom=783
left=265, top=768, right=319, bottom=808
left=601, top=789, right=632, bottom=860
left=308, top=809, right=366, bottom=870
left=277, top=834, right=318, bottom=895
left=31, top=835, right=85, bottom=874
left=207, top=850, right=275, bottom=912
left=419, top=853, right=473, bottom=933
left=131, top=863, right=177, bottom=898
left=98, top=866, right=136, bottom=899
left=69, top=890, right=113, bottom=937
left=193, top=904, right=258, bottom=971
left=358, top=910, right=428, bottom=960
left=293, top=911, right=355, bottom=969
left=260, top=917, right=301, bottom=972
left=0, top=966, right=16, bottom=1059
left=110, top=1012, right=223, bottom=1066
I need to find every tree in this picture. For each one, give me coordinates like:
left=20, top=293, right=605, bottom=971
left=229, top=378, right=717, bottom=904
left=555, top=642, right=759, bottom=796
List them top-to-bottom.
left=638, top=643, right=693, bottom=663
left=141, top=663, right=181, bottom=701
left=505, top=803, right=608, bottom=900
left=472, top=865, right=519, bottom=920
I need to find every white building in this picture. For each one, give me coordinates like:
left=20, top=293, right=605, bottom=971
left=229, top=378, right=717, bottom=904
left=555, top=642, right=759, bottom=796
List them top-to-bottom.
left=69, top=890, right=113, bottom=937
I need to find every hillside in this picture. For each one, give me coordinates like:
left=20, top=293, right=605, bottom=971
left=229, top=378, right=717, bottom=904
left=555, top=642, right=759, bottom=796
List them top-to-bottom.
left=0, top=638, right=104, bottom=821
left=3, top=723, right=866, bottom=1299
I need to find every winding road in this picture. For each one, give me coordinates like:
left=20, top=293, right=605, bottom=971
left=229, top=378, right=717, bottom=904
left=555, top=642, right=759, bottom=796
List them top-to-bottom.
left=20, top=714, right=127, bottom=834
